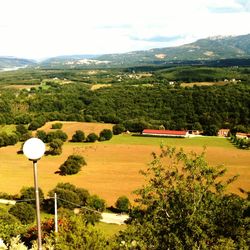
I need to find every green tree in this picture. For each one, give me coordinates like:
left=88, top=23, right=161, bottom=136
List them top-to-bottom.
left=51, top=122, right=63, bottom=129
left=112, top=124, right=126, bottom=135
left=203, top=124, right=219, bottom=136
left=99, top=129, right=113, bottom=141
left=36, top=130, right=47, bottom=142
left=46, top=130, right=68, bottom=142
left=71, top=130, right=85, bottom=142
left=86, top=133, right=98, bottom=142
left=48, top=138, right=63, bottom=155
left=114, top=145, right=249, bottom=249
left=59, top=155, right=87, bottom=175
left=20, top=186, right=45, bottom=206
left=88, top=195, right=106, bottom=212
left=115, top=196, right=131, bottom=212
left=9, top=202, right=35, bottom=224
left=0, top=210, right=23, bottom=243
left=54, top=214, right=108, bottom=249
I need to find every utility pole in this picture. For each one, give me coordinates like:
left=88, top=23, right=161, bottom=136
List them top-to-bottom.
left=54, top=193, right=58, bottom=233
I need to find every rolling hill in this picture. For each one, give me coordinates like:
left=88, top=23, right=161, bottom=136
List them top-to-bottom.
left=1, top=34, right=250, bottom=69
left=0, top=57, right=36, bottom=71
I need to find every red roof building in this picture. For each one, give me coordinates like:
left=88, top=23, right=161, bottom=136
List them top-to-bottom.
left=142, top=129, right=189, bottom=138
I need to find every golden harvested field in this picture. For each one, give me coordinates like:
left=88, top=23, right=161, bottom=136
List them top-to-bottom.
left=0, top=122, right=249, bottom=206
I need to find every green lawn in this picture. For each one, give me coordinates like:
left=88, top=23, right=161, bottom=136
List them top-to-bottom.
left=104, top=134, right=234, bottom=149
left=95, top=222, right=126, bottom=238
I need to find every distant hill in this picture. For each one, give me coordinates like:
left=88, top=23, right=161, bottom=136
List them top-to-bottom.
left=1, top=34, right=250, bottom=69
left=96, top=34, right=250, bottom=66
left=0, top=57, right=36, bottom=71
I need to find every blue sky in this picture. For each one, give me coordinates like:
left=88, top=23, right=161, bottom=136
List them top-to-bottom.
left=0, top=0, right=249, bottom=59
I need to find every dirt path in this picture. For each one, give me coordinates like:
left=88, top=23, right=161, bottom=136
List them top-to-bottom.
left=100, top=212, right=129, bottom=225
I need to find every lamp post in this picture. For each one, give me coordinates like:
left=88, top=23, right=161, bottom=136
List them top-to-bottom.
left=23, top=138, right=45, bottom=250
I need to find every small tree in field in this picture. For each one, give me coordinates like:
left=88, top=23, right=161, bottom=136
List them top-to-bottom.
left=51, top=122, right=63, bottom=129
left=112, top=124, right=126, bottom=135
left=99, top=129, right=113, bottom=141
left=71, top=130, right=85, bottom=142
left=86, top=133, right=98, bottom=142
left=48, top=139, right=63, bottom=155
left=59, top=155, right=86, bottom=175
left=115, top=196, right=131, bottom=212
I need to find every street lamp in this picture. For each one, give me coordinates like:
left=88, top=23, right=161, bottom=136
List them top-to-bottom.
left=23, top=138, right=45, bottom=250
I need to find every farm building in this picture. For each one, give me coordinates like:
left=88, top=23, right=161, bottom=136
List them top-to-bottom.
left=142, top=129, right=189, bottom=138
left=218, top=129, right=230, bottom=137
left=236, top=132, right=250, bottom=139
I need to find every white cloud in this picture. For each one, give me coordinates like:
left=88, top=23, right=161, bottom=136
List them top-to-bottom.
left=0, top=0, right=249, bottom=58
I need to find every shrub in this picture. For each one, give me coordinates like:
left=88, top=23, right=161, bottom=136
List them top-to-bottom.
left=28, top=117, right=46, bottom=130
left=51, top=123, right=63, bottom=129
left=112, top=124, right=126, bottom=135
left=99, top=129, right=113, bottom=141
left=36, top=130, right=47, bottom=142
left=46, top=130, right=68, bottom=142
left=71, top=130, right=85, bottom=142
left=86, top=133, right=98, bottom=142
left=48, top=139, right=63, bottom=155
left=59, top=155, right=86, bottom=175
left=20, top=186, right=45, bottom=206
left=47, top=188, right=81, bottom=210
left=88, top=195, right=106, bottom=212
left=115, top=196, right=131, bottom=212
left=9, top=202, right=35, bottom=224
left=0, top=212, right=22, bottom=243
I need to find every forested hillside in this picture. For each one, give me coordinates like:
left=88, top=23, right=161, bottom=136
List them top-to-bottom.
left=0, top=79, right=249, bottom=133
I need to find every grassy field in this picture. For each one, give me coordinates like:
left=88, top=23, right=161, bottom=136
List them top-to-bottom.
left=0, top=122, right=249, bottom=206
left=95, top=222, right=126, bottom=238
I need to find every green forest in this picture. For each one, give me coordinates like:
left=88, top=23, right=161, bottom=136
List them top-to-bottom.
left=0, top=66, right=249, bottom=135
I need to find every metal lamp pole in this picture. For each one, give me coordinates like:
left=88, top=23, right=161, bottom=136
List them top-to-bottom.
left=23, top=138, right=46, bottom=250
left=33, top=160, right=42, bottom=250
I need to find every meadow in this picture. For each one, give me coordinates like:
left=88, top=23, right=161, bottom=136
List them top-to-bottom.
left=0, top=122, right=249, bottom=206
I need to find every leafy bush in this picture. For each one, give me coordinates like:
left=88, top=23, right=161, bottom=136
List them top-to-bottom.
left=28, top=117, right=46, bottom=130
left=51, top=122, right=63, bottom=129
left=112, top=124, right=126, bottom=135
left=99, top=129, right=113, bottom=141
left=36, top=130, right=47, bottom=142
left=46, top=130, right=68, bottom=142
left=71, top=130, right=85, bottom=142
left=86, top=133, right=98, bottom=142
left=48, top=139, right=63, bottom=155
left=59, top=155, right=86, bottom=175
left=19, top=186, right=45, bottom=206
left=88, top=195, right=106, bottom=212
left=115, top=196, right=131, bottom=212
left=9, top=202, right=35, bottom=224
left=0, top=211, right=23, bottom=243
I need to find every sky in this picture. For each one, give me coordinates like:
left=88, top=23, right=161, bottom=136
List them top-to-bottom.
left=0, top=0, right=250, bottom=59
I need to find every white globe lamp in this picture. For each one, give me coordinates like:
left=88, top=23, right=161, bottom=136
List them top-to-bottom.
left=23, top=138, right=45, bottom=161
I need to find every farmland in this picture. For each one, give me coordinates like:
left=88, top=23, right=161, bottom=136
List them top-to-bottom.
left=0, top=121, right=249, bottom=206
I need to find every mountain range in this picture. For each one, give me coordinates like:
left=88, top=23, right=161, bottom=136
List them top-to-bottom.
left=1, top=33, right=250, bottom=70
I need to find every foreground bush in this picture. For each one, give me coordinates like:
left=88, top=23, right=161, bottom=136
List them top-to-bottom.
left=9, top=203, right=35, bottom=225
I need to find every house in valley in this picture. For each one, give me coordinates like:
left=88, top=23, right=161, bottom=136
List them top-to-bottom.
left=218, top=129, right=230, bottom=137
